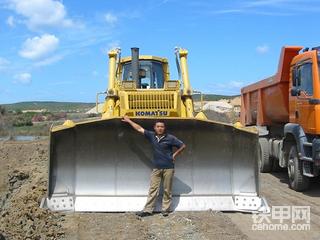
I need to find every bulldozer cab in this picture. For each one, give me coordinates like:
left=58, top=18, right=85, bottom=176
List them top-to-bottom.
left=41, top=47, right=269, bottom=213
left=100, top=48, right=184, bottom=118
left=121, top=58, right=166, bottom=89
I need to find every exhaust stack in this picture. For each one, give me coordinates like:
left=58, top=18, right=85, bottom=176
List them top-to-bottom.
left=131, top=47, right=140, bottom=88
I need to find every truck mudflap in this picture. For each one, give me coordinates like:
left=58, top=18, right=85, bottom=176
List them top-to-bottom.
left=41, top=118, right=269, bottom=213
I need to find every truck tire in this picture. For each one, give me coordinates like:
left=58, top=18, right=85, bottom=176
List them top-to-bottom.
left=258, top=138, right=272, bottom=173
left=287, top=144, right=310, bottom=191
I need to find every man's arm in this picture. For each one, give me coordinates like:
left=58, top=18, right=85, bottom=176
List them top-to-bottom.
left=122, top=115, right=145, bottom=134
left=173, top=144, right=186, bottom=162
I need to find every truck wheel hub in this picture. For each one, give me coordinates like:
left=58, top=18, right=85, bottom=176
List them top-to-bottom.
left=288, top=156, right=295, bottom=180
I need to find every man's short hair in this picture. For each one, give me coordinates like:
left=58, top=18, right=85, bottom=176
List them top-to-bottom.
left=154, top=120, right=165, bottom=127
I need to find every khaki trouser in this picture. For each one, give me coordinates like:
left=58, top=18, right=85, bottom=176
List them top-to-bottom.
left=143, top=168, right=174, bottom=213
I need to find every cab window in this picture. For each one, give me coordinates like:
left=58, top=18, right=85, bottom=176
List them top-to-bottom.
left=122, top=60, right=164, bottom=89
left=296, top=62, right=313, bottom=96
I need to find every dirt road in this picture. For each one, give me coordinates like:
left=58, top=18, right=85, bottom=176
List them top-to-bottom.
left=0, top=140, right=319, bottom=240
left=228, top=172, right=320, bottom=240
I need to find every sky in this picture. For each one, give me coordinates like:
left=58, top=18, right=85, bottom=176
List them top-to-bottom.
left=0, top=0, right=320, bottom=104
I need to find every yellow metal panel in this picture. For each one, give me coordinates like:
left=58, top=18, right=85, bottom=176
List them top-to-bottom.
left=120, top=55, right=168, bottom=63
left=123, top=91, right=176, bottom=111
left=195, top=111, right=207, bottom=120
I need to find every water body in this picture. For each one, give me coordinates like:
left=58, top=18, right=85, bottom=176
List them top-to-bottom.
left=0, top=136, right=48, bottom=141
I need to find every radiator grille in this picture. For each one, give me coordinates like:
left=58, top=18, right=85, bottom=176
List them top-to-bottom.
left=128, top=92, right=175, bottom=110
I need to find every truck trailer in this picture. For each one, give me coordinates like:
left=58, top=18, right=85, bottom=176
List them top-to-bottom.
left=241, top=46, right=320, bottom=191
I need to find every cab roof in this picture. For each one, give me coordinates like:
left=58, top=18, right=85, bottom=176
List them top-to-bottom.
left=120, top=55, right=168, bottom=64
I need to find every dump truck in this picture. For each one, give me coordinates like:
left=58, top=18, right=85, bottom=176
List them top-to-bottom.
left=241, top=46, right=320, bottom=191
left=41, top=47, right=269, bottom=212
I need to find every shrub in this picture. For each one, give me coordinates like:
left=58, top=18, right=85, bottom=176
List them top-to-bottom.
left=0, top=105, right=6, bottom=116
left=15, top=109, right=23, bottom=115
left=12, top=115, right=33, bottom=127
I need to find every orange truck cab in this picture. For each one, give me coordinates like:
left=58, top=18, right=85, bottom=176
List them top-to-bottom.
left=241, top=46, right=320, bottom=191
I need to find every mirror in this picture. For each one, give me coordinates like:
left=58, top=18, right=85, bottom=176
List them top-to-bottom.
left=291, top=87, right=301, bottom=96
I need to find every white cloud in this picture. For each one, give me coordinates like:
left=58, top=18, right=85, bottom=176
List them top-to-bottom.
left=7, top=0, right=73, bottom=29
left=203, top=0, right=320, bottom=16
left=245, top=0, right=294, bottom=8
left=212, top=9, right=244, bottom=14
left=104, top=12, right=118, bottom=25
left=6, top=15, right=15, bottom=27
left=19, top=34, right=59, bottom=60
left=101, top=40, right=121, bottom=55
left=108, top=40, right=120, bottom=49
left=256, top=45, right=270, bottom=54
left=34, top=54, right=63, bottom=66
left=0, top=57, right=10, bottom=71
left=14, top=72, right=32, bottom=84
left=49, top=80, right=74, bottom=86
left=208, top=80, right=248, bottom=95
left=217, top=80, right=247, bottom=90
left=228, top=80, right=246, bottom=88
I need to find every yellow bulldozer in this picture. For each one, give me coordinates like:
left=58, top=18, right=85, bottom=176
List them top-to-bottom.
left=41, top=47, right=269, bottom=213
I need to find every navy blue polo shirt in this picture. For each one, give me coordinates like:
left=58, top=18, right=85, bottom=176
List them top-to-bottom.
left=144, top=130, right=184, bottom=169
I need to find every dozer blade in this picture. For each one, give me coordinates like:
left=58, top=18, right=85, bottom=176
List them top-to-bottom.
left=41, top=118, right=269, bottom=213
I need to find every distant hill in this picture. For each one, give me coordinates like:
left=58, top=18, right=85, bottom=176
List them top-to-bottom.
left=2, top=94, right=239, bottom=113
left=192, top=94, right=239, bottom=101
left=3, top=101, right=95, bottom=113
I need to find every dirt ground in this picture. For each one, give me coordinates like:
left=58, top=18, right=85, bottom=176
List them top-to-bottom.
left=0, top=140, right=320, bottom=240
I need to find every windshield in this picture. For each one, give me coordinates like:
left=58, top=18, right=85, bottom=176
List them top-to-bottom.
left=318, top=51, right=320, bottom=80
left=318, top=52, right=320, bottom=79
left=122, top=60, right=164, bottom=89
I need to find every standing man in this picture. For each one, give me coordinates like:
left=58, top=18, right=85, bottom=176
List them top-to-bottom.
left=122, top=116, right=186, bottom=217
